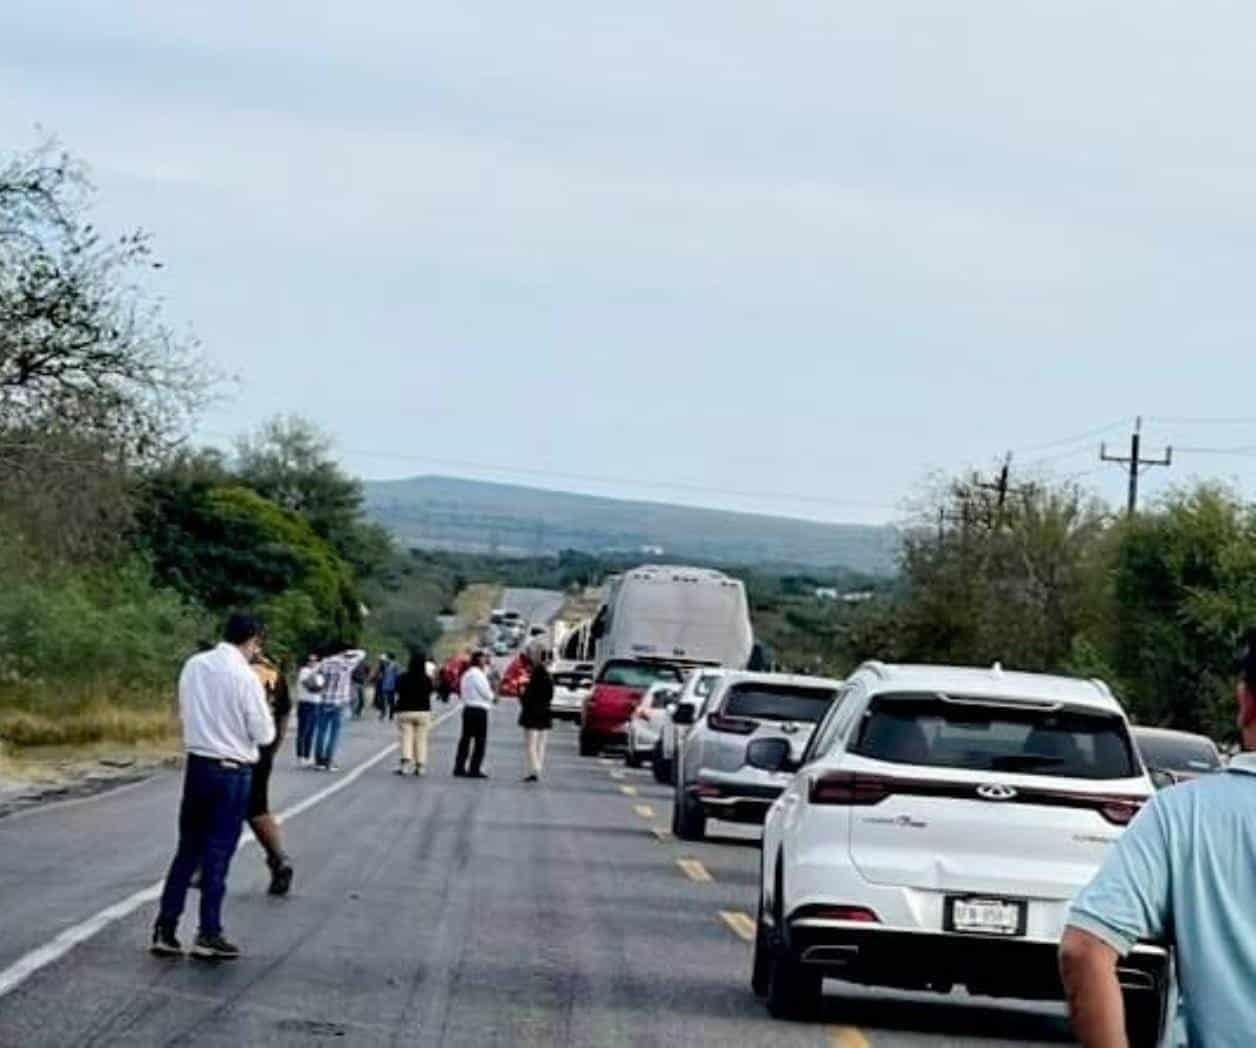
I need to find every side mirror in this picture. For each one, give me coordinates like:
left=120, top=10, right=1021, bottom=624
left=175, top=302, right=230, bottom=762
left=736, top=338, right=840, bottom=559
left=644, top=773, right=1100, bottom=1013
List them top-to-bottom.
left=672, top=704, right=696, bottom=726
left=746, top=737, right=792, bottom=773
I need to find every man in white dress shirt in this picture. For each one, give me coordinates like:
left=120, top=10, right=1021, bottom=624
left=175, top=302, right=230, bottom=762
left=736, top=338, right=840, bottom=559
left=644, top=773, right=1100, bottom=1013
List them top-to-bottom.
left=152, top=613, right=274, bottom=960
left=453, top=651, right=496, bottom=779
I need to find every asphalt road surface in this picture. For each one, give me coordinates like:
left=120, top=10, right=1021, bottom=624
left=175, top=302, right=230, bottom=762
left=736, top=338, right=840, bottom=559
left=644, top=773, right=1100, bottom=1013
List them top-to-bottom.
left=498, top=588, right=566, bottom=631
left=0, top=705, right=1075, bottom=1047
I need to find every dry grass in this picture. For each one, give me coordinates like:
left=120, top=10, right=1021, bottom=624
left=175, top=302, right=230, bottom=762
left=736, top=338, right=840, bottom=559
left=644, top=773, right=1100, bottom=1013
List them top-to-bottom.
left=434, top=583, right=502, bottom=660
left=0, top=679, right=181, bottom=754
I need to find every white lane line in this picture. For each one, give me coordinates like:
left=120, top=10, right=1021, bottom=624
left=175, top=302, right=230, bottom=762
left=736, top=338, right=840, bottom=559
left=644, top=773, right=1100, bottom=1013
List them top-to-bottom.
left=0, top=705, right=459, bottom=1000
left=608, top=770, right=625, bottom=780
left=619, top=785, right=638, bottom=797
left=633, top=804, right=655, bottom=819
left=651, top=827, right=672, bottom=842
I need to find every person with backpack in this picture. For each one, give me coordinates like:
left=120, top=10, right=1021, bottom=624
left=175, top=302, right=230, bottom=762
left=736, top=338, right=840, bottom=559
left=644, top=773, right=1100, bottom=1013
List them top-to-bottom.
left=294, top=653, right=324, bottom=766
left=377, top=654, right=401, bottom=721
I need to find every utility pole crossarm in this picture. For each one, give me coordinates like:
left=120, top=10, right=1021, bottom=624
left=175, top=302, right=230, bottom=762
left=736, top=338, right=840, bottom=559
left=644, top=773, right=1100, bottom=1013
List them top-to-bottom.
left=1100, top=418, right=1171, bottom=515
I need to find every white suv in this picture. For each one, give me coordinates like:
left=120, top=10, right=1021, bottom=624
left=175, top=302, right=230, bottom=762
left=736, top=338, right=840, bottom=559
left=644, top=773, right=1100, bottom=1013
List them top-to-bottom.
left=752, top=662, right=1169, bottom=1046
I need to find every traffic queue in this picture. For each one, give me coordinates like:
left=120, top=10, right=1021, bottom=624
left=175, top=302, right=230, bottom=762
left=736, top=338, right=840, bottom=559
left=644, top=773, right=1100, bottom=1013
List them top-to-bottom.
left=436, top=565, right=1234, bottom=1046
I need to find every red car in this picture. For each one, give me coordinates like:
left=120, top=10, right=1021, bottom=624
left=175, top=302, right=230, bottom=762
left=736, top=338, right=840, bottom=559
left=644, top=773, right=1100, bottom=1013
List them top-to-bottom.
left=439, top=652, right=471, bottom=700
left=579, top=660, right=684, bottom=757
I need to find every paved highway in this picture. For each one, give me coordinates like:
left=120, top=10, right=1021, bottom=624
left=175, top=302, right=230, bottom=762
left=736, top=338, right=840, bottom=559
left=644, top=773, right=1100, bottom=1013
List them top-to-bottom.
left=497, top=588, right=567, bottom=631
left=0, top=701, right=1074, bottom=1047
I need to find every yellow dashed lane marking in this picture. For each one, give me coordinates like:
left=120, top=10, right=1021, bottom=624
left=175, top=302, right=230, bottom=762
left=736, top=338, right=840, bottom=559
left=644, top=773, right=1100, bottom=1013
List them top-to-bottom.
left=619, top=785, right=638, bottom=797
left=633, top=804, right=655, bottom=819
left=677, top=858, right=713, bottom=883
left=718, top=910, right=756, bottom=942
left=829, top=1027, right=871, bottom=1048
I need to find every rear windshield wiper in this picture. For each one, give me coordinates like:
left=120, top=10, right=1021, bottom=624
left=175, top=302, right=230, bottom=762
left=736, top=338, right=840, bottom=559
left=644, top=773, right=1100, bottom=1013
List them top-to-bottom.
left=991, top=754, right=1068, bottom=771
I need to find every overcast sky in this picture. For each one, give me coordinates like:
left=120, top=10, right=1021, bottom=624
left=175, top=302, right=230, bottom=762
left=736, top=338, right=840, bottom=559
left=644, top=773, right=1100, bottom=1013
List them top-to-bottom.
left=5, top=1, right=1256, bottom=525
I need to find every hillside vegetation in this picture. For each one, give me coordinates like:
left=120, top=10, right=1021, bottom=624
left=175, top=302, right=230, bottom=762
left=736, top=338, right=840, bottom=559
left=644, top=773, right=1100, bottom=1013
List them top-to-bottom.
left=364, top=476, right=901, bottom=576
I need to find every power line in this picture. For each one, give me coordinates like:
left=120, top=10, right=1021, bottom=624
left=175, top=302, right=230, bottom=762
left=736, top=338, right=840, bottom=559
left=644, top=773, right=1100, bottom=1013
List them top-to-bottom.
left=1013, top=419, right=1129, bottom=457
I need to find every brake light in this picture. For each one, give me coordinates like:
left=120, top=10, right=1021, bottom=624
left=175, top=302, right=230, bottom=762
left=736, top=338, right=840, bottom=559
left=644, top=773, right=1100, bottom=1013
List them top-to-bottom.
left=708, top=711, right=756, bottom=735
left=810, top=772, right=891, bottom=806
left=1098, top=798, right=1144, bottom=826
left=798, top=905, right=881, bottom=924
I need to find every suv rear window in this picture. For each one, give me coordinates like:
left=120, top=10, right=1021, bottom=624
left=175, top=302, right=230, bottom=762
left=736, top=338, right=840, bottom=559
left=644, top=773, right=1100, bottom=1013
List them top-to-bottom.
left=598, top=662, right=683, bottom=688
left=723, top=685, right=837, bottom=722
left=852, top=693, right=1139, bottom=781
left=1134, top=731, right=1221, bottom=775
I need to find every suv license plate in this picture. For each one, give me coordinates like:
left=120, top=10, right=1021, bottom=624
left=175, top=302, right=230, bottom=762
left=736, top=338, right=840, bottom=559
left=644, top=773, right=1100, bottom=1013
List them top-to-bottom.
left=947, top=897, right=1025, bottom=937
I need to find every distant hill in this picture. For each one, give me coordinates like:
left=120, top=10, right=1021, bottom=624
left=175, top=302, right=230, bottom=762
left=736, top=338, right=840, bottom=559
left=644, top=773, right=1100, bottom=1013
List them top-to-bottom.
left=363, top=476, right=900, bottom=576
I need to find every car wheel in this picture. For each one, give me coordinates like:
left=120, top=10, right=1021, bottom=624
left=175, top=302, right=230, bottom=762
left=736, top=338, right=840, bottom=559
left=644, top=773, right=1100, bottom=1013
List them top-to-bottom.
left=579, top=731, right=600, bottom=758
left=624, top=742, right=644, bottom=768
left=651, top=742, right=671, bottom=784
left=672, top=785, right=706, bottom=841
left=751, top=896, right=772, bottom=997
left=765, top=947, right=822, bottom=1021
left=1123, top=985, right=1170, bottom=1048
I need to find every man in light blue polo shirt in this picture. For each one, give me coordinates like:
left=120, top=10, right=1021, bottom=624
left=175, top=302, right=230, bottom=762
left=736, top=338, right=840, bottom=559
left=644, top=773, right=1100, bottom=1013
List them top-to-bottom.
left=1060, top=692, right=1256, bottom=1047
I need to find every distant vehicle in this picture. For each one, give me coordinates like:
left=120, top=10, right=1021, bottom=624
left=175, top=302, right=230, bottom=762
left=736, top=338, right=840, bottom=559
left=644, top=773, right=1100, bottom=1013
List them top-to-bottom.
left=591, top=565, right=754, bottom=672
left=490, top=609, right=506, bottom=625
left=502, top=610, right=523, bottom=625
left=529, top=624, right=548, bottom=639
left=492, top=640, right=509, bottom=657
left=580, top=659, right=684, bottom=757
left=550, top=661, right=595, bottom=723
left=752, top=662, right=1165, bottom=1045
left=654, top=668, right=727, bottom=784
left=672, top=672, right=842, bottom=840
left=626, top=683, right=681, bottom=768
left=1133, top=725, right=1223, bottom=788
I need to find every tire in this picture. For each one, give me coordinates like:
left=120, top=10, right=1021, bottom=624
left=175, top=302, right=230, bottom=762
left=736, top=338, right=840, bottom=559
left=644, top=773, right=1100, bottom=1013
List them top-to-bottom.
left=579, top=731, right=600, bottom=758
left=651, top=742, right=672, bottom=784
left=625, top=745, right=643, bottom=769
left=672, top=785, right=706, bottom=841
left=752, top=896, right=772, bottom=997
left=765, top=948, right=822, bottom=1021
left=1123, top=986, right=1169, bottom=1048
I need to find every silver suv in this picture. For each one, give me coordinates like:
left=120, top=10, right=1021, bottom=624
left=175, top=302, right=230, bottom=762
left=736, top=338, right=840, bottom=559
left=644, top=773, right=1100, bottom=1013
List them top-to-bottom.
left=672, top=672, right=842, bottom=840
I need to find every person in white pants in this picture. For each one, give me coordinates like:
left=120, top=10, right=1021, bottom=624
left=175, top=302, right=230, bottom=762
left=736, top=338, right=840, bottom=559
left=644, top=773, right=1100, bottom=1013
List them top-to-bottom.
left=517, top=644, right=553, bottom=783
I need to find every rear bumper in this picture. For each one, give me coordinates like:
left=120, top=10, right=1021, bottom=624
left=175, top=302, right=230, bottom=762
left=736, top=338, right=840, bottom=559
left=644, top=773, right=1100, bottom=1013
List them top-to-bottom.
left=690, top=779, right=784, bottom=824
left=783, top=918, right=1170, bottom=1002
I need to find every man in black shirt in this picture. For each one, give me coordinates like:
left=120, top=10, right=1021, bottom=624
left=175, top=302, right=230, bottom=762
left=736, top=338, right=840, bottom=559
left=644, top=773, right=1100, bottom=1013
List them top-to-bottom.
left=394, top=652, right=434, bottom=777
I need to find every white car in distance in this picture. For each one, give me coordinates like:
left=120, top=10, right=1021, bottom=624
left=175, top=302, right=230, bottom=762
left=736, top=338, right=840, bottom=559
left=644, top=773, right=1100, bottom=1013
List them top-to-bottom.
left=549, top=661, right=595, bottom=723
left=752, top=662, right=1168, bottom=1048
left=625, top=682, right=682, bottom=768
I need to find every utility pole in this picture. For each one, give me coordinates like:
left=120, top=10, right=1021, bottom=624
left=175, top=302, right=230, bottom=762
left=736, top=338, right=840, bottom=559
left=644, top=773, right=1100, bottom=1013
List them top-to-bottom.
left=1101, top=417, right=1172, bottom=515
left=973, top=452, right=1035, bottom=526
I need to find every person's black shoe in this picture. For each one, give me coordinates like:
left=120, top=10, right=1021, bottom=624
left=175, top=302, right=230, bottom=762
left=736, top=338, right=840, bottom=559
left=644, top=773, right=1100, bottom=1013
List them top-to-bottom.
left=452, top=769, right=468, bottom=778
left=468, top=771, right=489, bottom=780
left=522, top=774, right=539, bottom=783
left=268, top=862, right=294, bottom=897
left=150, top=922, right=182, bottom=957
left=190, top=934, right=241, bottom=960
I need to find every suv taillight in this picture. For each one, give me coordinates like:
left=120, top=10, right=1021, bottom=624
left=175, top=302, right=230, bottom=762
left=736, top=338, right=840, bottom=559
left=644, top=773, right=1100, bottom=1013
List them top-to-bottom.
left=708, top=711, right=756, bottom=735
left=810, top=772, right=891, bottom=806
left=1098, top=798, right=1143, bottom=826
